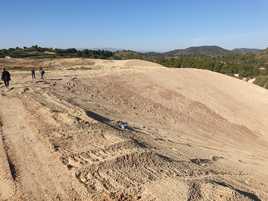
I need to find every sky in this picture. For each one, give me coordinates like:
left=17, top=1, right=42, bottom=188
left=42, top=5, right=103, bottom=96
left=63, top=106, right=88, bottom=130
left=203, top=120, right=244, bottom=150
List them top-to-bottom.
left=0, top=0, right=267, bottom=52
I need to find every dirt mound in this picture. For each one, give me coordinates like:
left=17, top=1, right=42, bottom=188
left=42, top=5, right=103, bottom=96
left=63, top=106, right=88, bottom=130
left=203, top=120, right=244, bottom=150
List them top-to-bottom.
left=0, top=58, right=163, bottom=70
left=0, top=60, right=267, bottom=200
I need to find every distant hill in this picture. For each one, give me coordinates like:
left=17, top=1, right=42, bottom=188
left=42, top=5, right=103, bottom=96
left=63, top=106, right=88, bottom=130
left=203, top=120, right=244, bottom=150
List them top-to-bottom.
left=163, top=46, right=231, bottom=57
left=232, top=48, right=263, bottom=54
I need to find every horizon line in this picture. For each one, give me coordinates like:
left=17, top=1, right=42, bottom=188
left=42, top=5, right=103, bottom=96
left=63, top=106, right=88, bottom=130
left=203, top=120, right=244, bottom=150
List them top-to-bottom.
left=0, top=45, right=266, bottom=53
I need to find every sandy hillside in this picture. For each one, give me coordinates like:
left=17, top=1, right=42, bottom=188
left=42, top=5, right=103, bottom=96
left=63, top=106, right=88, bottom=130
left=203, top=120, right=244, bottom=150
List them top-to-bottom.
left=0, top=58, right=268, bottom=201
left=0, top=58, right=163, bottom=70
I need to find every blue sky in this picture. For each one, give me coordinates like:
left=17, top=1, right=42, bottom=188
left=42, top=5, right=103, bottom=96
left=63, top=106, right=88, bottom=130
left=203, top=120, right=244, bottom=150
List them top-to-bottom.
left=0, top=0, right=267, bottom=51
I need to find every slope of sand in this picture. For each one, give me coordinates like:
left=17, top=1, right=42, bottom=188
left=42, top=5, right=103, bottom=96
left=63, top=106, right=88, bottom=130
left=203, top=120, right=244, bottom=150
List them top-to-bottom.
left=0, top=58, right=163, bottom=70
left=0, top=59, right=268, bottom=201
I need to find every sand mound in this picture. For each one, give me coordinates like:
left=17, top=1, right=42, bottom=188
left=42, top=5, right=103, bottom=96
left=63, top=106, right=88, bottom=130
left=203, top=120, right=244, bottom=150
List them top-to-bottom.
left=0, top=58, right=163, bottom=70
left=0, top=60, right=267, bottom=200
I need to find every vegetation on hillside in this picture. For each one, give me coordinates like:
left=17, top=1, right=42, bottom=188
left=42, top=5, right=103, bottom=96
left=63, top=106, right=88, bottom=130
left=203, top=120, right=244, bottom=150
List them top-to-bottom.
left=0, top=45, right=113, bottom=59
left=164, top=46, right=231, bottom=57
left=152, top=54, right=265, bottom=78
left=254, top=76, right=268, bottom=89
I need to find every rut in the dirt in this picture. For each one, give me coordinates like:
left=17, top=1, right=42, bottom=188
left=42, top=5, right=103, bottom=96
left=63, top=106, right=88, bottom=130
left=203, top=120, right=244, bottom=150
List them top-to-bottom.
left=0, top=121, right=16, bottom=200
left=187, top=180, right=262, bottom=201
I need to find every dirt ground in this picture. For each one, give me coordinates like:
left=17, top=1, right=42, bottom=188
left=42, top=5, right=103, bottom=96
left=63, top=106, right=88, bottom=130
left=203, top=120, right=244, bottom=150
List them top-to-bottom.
left=0, top=58, right=268, bottom=201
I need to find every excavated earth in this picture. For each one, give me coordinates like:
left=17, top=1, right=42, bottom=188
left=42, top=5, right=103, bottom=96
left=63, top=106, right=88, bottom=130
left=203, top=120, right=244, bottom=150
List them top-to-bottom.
left=0, top=58, right=268, bottom=201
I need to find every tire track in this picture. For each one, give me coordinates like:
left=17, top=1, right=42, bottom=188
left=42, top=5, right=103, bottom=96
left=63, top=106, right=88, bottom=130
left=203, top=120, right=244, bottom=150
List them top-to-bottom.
left=16, top=82, right=265, bottom=200
left=0, top=120, right=16, bottom=200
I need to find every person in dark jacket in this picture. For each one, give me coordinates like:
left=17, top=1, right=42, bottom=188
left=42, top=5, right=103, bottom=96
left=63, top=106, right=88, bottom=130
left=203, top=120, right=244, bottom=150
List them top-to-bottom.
left=40, top=67, right=45, bottom=80
left=1, top=68, right=11, bottom=88
left=31, top=68, right=36, bottom=79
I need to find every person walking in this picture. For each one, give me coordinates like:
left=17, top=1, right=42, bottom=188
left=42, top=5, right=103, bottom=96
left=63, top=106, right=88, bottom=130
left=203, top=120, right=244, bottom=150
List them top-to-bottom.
left=40, top=67, right=45, bottom=80
left=1, top=68, right=11, bottom=88
left=31, top=68, right=36, bottom=79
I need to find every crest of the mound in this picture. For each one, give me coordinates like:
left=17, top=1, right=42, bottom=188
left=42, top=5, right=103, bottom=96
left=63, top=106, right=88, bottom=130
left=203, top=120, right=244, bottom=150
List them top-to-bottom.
left=0, top=58, right=164, bottom=70
left=54, top=58, right=164, bottom=69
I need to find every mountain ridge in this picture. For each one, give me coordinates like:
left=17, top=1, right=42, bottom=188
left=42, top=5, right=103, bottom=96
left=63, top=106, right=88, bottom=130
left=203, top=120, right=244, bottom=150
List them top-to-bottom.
left=163, top=45, right=231, bottom=56
left=113, top=46, right=265, bottom=57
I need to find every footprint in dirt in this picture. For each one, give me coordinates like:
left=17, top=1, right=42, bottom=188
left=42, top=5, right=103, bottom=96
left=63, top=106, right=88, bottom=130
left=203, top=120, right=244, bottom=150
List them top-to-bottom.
left=0, top=87, right=14, bottom=95
left=190, top=156, right=224, bottom=167
left=190, top=158, right=213, bottom=167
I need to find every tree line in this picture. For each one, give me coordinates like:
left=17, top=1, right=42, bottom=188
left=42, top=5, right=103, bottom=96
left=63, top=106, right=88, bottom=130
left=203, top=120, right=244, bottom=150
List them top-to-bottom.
left=0, top=46, right=114, bottom=59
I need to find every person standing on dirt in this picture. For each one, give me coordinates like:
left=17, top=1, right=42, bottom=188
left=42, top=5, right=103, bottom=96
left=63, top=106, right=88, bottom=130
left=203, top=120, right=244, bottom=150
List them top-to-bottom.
left=40, top=67, right=45, bottom=80
left=1, top=68, right=11, bottom=88
left=31, top=68, right=36, bottom=79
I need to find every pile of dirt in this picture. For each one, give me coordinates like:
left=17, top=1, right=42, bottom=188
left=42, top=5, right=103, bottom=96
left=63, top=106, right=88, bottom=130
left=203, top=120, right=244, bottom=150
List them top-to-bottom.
left=0, top=58, right=163, bottom=70
left=0, top=59, right=267, bottom=200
